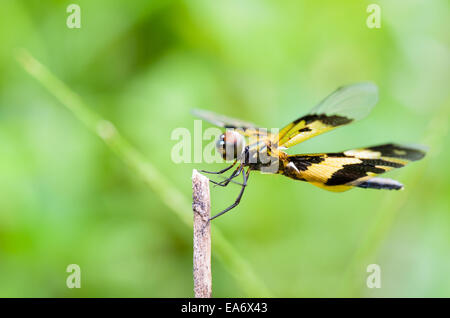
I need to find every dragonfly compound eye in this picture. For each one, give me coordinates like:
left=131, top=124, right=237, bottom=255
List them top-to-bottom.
left=216, top=131, right=244, bottom=160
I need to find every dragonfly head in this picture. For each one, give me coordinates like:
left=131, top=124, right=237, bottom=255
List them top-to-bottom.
left=216, top=130, right=245, bottom=160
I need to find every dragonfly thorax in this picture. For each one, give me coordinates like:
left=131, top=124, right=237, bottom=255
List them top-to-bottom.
left=216, top=131, right=245, bottom=161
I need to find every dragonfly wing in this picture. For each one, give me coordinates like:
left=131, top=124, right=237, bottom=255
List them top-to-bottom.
left=276, top=82, right=378, bottom=148
left=191, top=108, right=264, bottom=137
left=282, top=143, right=426, bottom=192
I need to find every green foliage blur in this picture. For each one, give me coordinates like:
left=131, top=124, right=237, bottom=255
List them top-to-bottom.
left=0, top=0, right=449, bottom=297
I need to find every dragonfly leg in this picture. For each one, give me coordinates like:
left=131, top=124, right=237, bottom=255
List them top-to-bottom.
left=200, top=160, right=237, bottom=175
left=213, top=164, right=245, bottom=188
left=219, top=165, right=242, bottom=184
left=210, top=168, right=250, bottom=221
left=210, top=175, right=244, bottom=187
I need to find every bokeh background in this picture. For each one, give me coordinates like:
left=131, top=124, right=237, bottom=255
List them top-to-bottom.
left=0, top=0, right=449, bottom=297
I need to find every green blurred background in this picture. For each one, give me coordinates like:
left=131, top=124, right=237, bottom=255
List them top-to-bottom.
left=0, top=0, right=449, bottom=297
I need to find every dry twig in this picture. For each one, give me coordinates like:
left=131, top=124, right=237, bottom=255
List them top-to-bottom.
left=192, top=169, right=212, bottom=298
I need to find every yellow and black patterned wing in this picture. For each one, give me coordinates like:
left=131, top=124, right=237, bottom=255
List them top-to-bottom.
left=275, top=82, right=378, bottom=149
left=192, top=108, right=268, bottom=138
left=282, top=143, right=426, bottom=192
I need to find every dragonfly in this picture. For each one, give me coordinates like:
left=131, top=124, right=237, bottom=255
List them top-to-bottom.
left=193, top=82, right=426, bottom=220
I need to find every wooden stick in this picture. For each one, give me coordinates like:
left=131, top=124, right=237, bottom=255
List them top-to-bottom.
left=192, top=169, right=212, bottom=298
